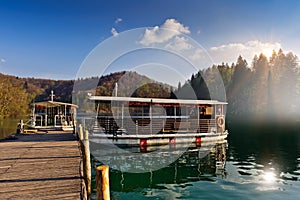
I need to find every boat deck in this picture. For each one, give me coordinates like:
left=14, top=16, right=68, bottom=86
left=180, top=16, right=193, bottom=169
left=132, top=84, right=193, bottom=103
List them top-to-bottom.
left=0, top=132, right=84, bottom=199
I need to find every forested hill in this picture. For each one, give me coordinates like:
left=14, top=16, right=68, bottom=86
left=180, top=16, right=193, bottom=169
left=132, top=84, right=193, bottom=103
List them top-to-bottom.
left=1, top=49, right=299, bottom=122
left=178, top=49, right=300, bottom=122
left=0, top=71, right=172, bottom=117
left=0, top=73, right=74, bottom=117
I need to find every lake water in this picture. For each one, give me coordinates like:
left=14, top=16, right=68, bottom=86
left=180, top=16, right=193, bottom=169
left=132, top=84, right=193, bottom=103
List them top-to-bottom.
left=0, top=118, right=20, bottom=139
left=1, top=119, right=299, bottom=199
left=92, top=123, right=300, bottom=200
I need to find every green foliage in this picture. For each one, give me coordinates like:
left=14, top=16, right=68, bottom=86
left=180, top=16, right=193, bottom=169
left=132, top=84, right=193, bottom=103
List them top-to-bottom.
left=1, top=49, right=299, bottom=122
left=179, top=49, right=300, bottom=122
left=227, top=56, right=252, bottom=118
left=94, top=71, right=171, bottom=98
left=0, top=74, right=30, bottom=117
left=0, top=74, right=74, bottom=117
left=132, top=83, right=170, bottom=98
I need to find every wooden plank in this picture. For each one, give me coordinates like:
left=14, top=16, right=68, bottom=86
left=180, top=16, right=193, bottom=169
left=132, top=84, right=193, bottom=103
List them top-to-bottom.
left=0, top=132, right=83, bottom=199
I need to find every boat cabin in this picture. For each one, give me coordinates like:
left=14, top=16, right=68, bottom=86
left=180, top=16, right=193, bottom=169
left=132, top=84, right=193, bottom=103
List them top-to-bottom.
left=89, top=96, right=227, bottom=135
left=30, top=101, right=77, bottom=131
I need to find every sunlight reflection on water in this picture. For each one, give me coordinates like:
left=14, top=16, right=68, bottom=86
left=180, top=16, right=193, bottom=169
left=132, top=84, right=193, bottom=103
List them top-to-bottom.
left=91, top=125, right=300, bottom=200
left=261, top=171, right=277, bottom=183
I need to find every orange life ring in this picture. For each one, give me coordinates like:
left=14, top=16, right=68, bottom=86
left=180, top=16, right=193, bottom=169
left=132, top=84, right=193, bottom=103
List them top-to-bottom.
left=217, top=116, right=225, bottom=127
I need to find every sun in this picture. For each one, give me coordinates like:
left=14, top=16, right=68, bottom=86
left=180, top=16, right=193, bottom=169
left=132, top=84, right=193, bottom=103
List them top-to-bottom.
left=262, top=48, right=274, bottom=59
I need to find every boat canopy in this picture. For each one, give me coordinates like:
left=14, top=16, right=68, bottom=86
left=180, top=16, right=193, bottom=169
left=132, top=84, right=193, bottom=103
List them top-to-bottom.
left=89, top=96, right=227, bottom=105
left=32, top=101, right=78, bottom=108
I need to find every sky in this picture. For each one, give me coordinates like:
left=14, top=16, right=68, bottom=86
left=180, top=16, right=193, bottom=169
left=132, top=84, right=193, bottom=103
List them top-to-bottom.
left=0, top=0, right=300, bottom=83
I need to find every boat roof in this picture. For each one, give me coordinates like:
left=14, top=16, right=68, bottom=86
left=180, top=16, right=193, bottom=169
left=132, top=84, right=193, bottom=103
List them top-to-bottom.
left=89, top=96, right=227, bottom=105
left=32, top=101, right=78, bottom=108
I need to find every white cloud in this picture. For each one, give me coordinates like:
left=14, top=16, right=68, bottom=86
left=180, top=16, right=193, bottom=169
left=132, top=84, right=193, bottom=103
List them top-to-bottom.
left=115, top=18, right=122, bottom=24
left=139, top=18, right=190, bottom=46
left=138, top=20, right=282, bottom=69
left=111, top=27, right=119, bottom=37
left=165, top=36, right=192, bottom=51
left=209, top=40, right=282, bottom=64
left=189, top=48, right=205, bottom=63
left=0, top=58, right=5, bottom=63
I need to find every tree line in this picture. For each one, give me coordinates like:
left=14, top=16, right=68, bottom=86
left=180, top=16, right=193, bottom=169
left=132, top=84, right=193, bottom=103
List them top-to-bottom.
left=1, top=49, right=299, bottom=123
left=177, top=49, right=300, bottom=122
left=0, top=71, right=171, bottom=117
left=0, top=74, right=74, bottom=118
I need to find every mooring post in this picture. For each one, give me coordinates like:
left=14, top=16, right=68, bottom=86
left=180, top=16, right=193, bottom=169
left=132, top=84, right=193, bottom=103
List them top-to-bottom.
left=16, top=120, right=24, bottom=134
left=73, top=120, right=77, bottom=135
left=78, top=124, right=83, bottom=141
left=83, top=130, right=91, bottom=199
left=96, top=165, right=110, bottom=200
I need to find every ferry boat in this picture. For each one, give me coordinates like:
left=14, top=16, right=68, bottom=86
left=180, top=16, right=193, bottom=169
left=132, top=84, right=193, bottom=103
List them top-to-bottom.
left=28, top=91, right=78, bottom=132
left=88, top=96, right=228, bottom=147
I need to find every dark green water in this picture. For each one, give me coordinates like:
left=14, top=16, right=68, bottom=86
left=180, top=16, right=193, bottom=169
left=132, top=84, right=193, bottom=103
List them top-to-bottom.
left=0, top=118, right=20, bottom=139
left=1, top=119, right=299, bottom=199
left=92, top=123, right=300, bottom=200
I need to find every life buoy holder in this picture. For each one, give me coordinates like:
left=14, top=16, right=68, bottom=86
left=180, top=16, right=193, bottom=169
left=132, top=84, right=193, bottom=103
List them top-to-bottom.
left=217, top=116, right=225, bottom=128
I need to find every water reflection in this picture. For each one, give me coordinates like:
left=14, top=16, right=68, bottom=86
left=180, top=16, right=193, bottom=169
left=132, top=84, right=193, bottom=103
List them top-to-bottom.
left=0, top=118, right=19, bottom=139
left=91, top=123, right=300, bottom=200
left=226, top=123, right=300, bottom=195
left=92, top=141, right=227, bottom=193
left=261, top=171, right=276, bottom=183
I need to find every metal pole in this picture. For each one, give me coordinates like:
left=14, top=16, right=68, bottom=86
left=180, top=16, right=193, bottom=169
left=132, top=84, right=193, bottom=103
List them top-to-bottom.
left=115, top=82, right=118, bottom=97
left=150, top=100, right=152, bottom=135
left=96, top=103, right=100, bottom=118
left=121, top=103, right=124, bottom=128
left=65, top=104, right=67, bottom=118
left=32, top=105, right=35, bottom=127
left=186, top=105, right=188, bottom=122
left=197, top=105, right=200, bottom=132
left=45, top=106, right=47, bottom=126
left=174, top=106, right=176, bottom=118
left=20, top=120, right=24, bottom=134
left=135, top=120, right=138, bottom=135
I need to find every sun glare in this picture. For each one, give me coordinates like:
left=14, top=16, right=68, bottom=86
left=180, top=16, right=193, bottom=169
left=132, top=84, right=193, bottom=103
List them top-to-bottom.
left=262, top=48, right=274, bottom=59
left=262, top=171, right=276, bottom=183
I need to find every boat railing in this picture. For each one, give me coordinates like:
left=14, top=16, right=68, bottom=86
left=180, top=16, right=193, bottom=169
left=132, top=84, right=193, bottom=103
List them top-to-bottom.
left=54, top=114, right=68, bottom=126
left=95, top=116, right=218, bottom=134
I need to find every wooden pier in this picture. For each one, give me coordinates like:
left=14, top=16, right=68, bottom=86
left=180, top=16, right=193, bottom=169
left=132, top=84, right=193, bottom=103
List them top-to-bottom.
left=0, top=132, right=85, bottom=199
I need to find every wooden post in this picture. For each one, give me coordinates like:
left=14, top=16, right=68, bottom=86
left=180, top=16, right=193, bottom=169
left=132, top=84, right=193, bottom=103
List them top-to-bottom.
left=73, top=119, right=77, bottom=135
left=78, top=124, right=83, bottom=141
left=83, top=130, right=91, bottom=199
left=96, top=165, right=110, bottom=200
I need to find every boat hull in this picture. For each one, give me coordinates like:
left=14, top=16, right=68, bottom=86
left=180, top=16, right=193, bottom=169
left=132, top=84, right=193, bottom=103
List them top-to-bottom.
left=29, top=125, right=74, bottom=132
left=89, top=131, right=228, bottom=147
